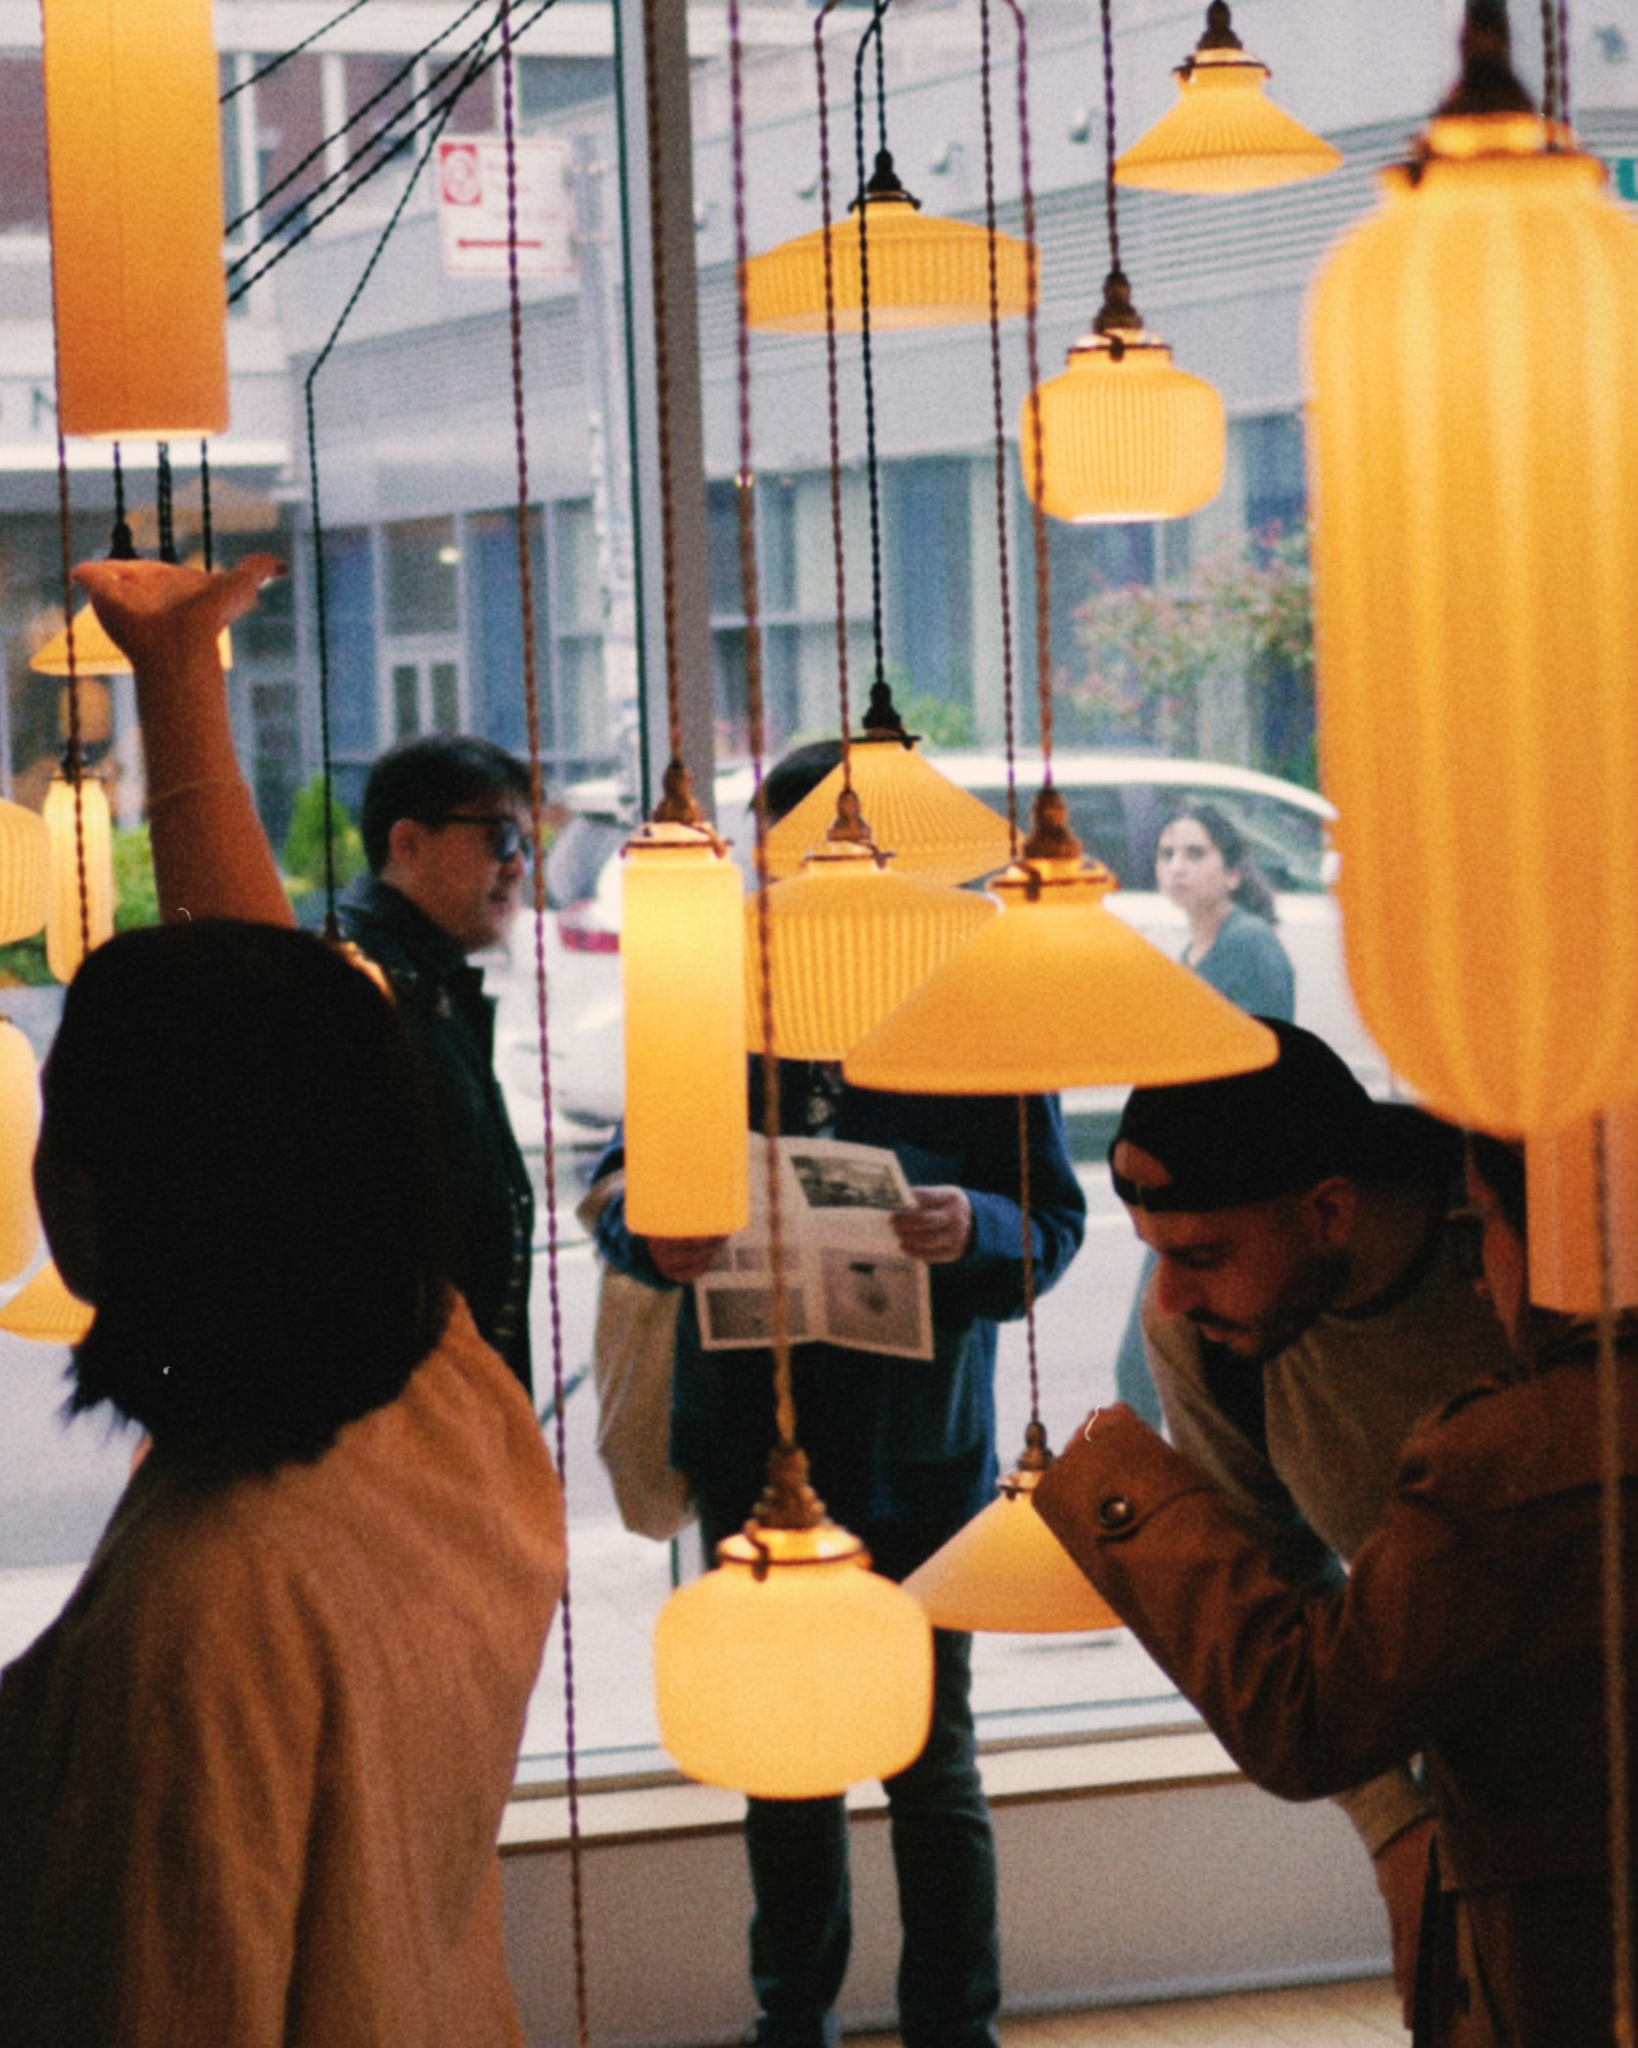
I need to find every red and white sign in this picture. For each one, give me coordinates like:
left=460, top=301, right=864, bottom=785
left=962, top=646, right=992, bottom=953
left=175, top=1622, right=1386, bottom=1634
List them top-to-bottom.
left=436, top=137, right=575, bottom=280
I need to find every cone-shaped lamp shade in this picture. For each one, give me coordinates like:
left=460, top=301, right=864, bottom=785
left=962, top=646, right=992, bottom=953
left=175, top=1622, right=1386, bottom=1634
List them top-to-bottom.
left=42, top=0, right=228, bottom=438
left=1116, top=46, right=1341, bottom=194
left=1308, top=119, right=1638, bottom=1131
left=746, top=196, right=1033, bottom=333
left=1020, top=335, right=1225, bottom=523
left=31, top=605, right=233, bottom=677
left=765, top=745, right=1014, bottom=887
left=43, top=775, right=114, bottom=985
left=0, top=800, right=50, bottom=944
left=622, top=828, right=750, bottom=1238
left=747, top=846, right=998, bottom=1060
left=845, top=858, right=1276, bottom=1094
left=0, top=1021, right=41, bottom=1283
left=1526, top=1108, right=1638, bottom=1314
left=0, top=1260, right=94, bottom=1344
left=904, top=1467, right=1121, bottom=1633
left=655, top=1523, right=934, bottom=1796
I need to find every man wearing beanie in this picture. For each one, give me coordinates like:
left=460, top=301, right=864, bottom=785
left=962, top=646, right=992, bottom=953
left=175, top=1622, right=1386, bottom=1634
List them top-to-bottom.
left=1108, top=1020, right=1512, bottom=2020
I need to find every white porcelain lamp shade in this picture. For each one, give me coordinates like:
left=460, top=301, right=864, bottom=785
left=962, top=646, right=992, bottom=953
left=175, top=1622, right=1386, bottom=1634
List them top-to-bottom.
left=42, top=0, right=229, bottom=439
left=1115, top=46, right=1341, bottom=194
left=1307, top=120, right=1638, bottom=1132
left=1020, top=336, right=1225, bottom=524
left=764, top=745, right=1014, bottom=888
left=43, top=775, right=114, bottom=985
left=0, top=800, right=50, bottom=944
left=622, top=827, right=750, bottom=1239
left=844, top=857, right=1276, bottom=1095
left=0, top=1021, right=41, bottom=1282
left=1526, top=1108, right=1638, bottom=1314
left=0, top=1260, right=94, bottom=1344
left=905, top=1467, right=1121, bottom=1633
left=654, top=1523, right=934, bottom=1797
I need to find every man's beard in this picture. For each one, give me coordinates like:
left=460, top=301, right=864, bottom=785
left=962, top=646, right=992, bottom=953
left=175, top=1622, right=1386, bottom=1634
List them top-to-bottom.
left=1190, top=1247, right=1351, bottom=1365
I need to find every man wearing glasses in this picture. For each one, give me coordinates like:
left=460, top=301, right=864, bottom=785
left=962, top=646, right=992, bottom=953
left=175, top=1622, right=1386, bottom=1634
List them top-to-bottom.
left=341, top=736, right=538, bottom=1396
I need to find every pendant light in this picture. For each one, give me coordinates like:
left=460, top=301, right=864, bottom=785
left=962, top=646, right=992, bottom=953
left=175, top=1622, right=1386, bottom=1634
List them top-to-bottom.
left=1115, top=2, right=1341, bottom=195
left=1307, top=2, right=1638, bottom=1133
left=29, top=605, right=133, bottom=679
left=42, top=769, right=114, bottom=985
left=0, top=801, right=50, bottom=944
left=0, top=1019, right=41, bottom=1283
left=0, top=1259, right=94, bottom=1344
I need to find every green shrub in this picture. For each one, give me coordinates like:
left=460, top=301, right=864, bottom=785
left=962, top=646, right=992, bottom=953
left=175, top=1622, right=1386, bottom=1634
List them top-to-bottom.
left=281, top=774, right=366, bottom=897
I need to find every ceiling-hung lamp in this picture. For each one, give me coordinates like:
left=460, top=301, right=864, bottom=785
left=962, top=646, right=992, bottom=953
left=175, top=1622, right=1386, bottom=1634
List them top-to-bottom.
left=41, top=0, right=228, bottom=441
left=1021, top=0, right=1224, bottom=523
left=1307, top=0, right=1638, bottom=1133
left=1114, top=2, right=1341, bottom=195
left=29, top=606, right=132, bottom=679
left=42, top=768, right=113, bottom=986
left=0, top=802, right=50, bottom=945
left=0, top=1019, right=41, bottom=1283
left=0, top=1260, right=94, bottom=1345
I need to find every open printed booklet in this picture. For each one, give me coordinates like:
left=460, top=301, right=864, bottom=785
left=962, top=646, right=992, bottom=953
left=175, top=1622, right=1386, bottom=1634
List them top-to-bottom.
left=694, top=1138, right=934, bottom=1361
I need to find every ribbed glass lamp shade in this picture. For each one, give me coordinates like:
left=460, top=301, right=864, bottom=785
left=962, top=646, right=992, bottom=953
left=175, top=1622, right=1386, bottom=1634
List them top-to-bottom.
left=42, top=0, right=228, bottom=438
left=1115, top=47, right=1341, bottom=194
left=1308, top=118, right=1638, bottom=1132
left=745, top=196, right=1033, bottom=333
left=1020, top=335, right=1225, bottom=523
left=30, top=603, right=133, bottom=678
left=764, top=744, right=1014, bottom=887
left=43, top=775, right=114, bottom=985
left=0, top=800, right=50, bottom=944
left=622, top=827, right=750, bottom=1239
left=747, top=843, right=998, bottom=1060
left=845, top=857, right=1275, bottom=1094
left=0, top=1021, right=41, bottom=1283
left=1525, top=1107, right=1638, bottom=1314
left=0, top=1260, right=94, bottom=1344
left=904, top=1467, right=1120, bottom=1633
left=654, top=1523, right=934, bottom=1796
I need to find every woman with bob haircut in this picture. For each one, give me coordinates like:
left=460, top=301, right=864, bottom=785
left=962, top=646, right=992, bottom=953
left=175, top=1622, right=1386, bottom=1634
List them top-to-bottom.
left=0, top=565, right=564, bottom=2045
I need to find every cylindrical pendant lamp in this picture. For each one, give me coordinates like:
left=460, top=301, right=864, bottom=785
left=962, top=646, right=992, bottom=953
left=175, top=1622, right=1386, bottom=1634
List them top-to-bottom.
left=41, top=0, right=229, bottom=439
left=1308, top=91, right=1638, bottom=1129
left=765, top=739, right=1013, bottom=888
left=43, top=773, right=114, bottom=985
left=0, top=801, right=51, bottom=944
left=622, top=822, right=750, bottom=1239
left=0, top=1021, right=41, bottom=1283
left=1526, top=1109, right=1638, bottom=1314
left=0, top=1259, right=94, bottom=1344
left=905, top=1461, right=1121, bottom=1633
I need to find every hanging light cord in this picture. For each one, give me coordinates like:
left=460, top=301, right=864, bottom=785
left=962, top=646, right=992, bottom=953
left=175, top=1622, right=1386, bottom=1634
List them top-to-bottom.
left=642, top=0, right=687, bottom=781
left=852, top=0, right=894, bottom=696
left=978, top=0, right=1019, bottom=852
left=1006, top=0, right=1052, bottom=779
left=1098, top=0, right=1123, bottom=282
left=813, top=1, right=855, bottom=790
left=51, top=430, right=90, bottom=960
left=199, top=442, right=215, bottom=573
left=109, top=443, right=136, bottom=560
left=156, top=445, right=177, bottom=566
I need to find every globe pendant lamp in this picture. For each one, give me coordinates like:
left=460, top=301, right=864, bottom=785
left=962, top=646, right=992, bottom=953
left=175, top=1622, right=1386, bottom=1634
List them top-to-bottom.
left=41, top=0, right=229, bottom=439
left=1115, top=2, right=1341, bottom=195
left=1307, top=5, right=1638, bottom=1133
left=746, top=149, right=1033, bottom=334
left=1020, top=270, right=1225, bottom=523
left=621, top=767, right=750, bottom=1240
left=42, top=771, right=114, bottom=985
left=845, top=790, right=1274, bottom=1094
left=0, top=800, right=50, bottom=944
left=0, top=1020, right=41, bottom=1283
left=1525, top=1109, right=1638, bottom=1315
left=0, top=1259, right=94, bottom=1344
left=905, top=1423, right=1120, bottom=1632
left=655, top=1448, right=933, bottom=1796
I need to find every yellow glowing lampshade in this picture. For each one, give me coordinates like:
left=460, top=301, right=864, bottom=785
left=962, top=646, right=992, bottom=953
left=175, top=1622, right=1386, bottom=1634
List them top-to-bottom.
left=42, top=0, right=228, bottom=439
left=1115, top=45, right=1341, bottom=194
left=1307, top=118, right=1638, bottom=1132
left=745, top=151, right=1033, bottom=333
left=1020, top=329, right=1225, bottom=523
left=30, top=603, right=132, bottom=678
left=765, top=744, right=1014, bottom=888
left=43, top=774, right=114, bottom=985
left=0, top=800, right=50, bottom=944
left=622, top=824, right=750, bottom=1239
left=747, top=841, right=998, bottom=1060
left=845, top=855, right=1275, bottom=1094
left=0, top=1021, right=41, bottom=1283
left=1525, top=1108, right=1638, bottom=1314
left=0, top=1260, right=94, bottom=1344
left=905, top=1450, right=1120, bottom=1632
left=654, top=1522, right=934, bottom=1796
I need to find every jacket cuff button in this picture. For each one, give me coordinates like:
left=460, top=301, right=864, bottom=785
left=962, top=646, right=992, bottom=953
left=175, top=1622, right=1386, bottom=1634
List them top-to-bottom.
left=1097, top=1495, right=1134, bottom=1531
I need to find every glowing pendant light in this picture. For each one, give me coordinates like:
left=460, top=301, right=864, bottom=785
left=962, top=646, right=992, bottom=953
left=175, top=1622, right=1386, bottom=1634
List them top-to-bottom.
left=41, top=0, right=229, bottom=439
left=1115, top=2, right=1341, bottom=195
left=1307, top=9, right=1638, bottom=1133
left=747, top=150, right=1033, bottom=334
left=30, top=604, right=132, bottom=678
left=622, top=769, right=750, bottom=1240
left=43, top=772, right=114, bottom=985
left=845, top=791, right=1274, bottom=1094
left=0, top=801, right=50, bottom=944
left=0, top=1020, right=41, bottom=1283
left=1526, top=1109, right=1638, bottom=1315
left=0, top=1260, right=94, bottom=1344
left=905, top=1424, right=1120, bottom=1632
left=655, top=1449, right=933, bottom=1796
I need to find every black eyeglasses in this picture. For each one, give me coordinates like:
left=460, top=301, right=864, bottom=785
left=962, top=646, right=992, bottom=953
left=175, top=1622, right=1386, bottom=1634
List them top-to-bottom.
left=429, top=814, right=534, bottom=869
left=1446, top=1204, right=1487, bottom=1282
